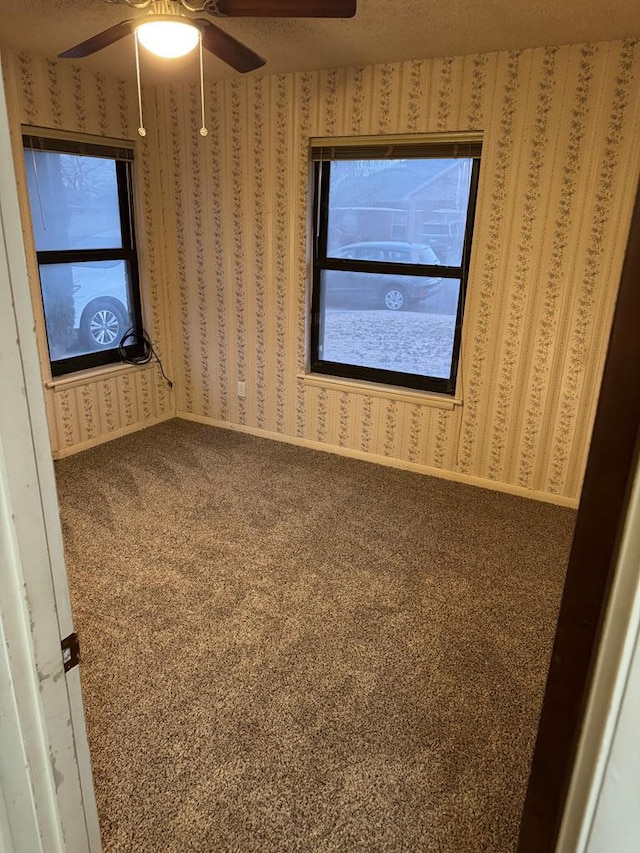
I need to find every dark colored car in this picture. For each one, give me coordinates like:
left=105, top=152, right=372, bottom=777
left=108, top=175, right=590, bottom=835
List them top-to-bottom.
left=325, top=241, right=442, bottom=310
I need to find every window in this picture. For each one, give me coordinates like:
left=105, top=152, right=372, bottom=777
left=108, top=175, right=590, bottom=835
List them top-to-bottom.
left=23, top=133, right=143, bottom=377
left=310, top=135, right=481, bottom=395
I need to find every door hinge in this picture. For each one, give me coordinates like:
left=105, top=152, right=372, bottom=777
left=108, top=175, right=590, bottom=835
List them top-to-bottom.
left=61, top=632, right=80, bottom=673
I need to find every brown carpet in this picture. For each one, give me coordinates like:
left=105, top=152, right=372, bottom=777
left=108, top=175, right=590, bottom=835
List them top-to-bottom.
left=55, top=419, right=575, bottom=853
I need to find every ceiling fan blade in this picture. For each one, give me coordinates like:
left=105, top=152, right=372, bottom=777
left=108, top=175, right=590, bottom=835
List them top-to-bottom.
left=216, top=0, right=356, bottom=17
left=194, top=19, right=265, bottom=73
left=58, top=20, right=136, bottom=58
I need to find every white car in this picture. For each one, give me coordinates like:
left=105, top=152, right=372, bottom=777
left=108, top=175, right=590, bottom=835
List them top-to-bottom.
left=67, top=228, right=134, bottom=350
left=72, top=259, right=132, bottom=349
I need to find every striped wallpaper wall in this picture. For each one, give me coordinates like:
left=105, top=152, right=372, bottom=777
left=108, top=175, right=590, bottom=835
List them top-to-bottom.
left=155, top=39, right=640, bottom=502
left=3, top=40, right=640, bottom=501
left=1, top=50, right=174, bottom=456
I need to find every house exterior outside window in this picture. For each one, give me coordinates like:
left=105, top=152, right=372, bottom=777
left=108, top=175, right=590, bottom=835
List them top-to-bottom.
left=310, top=133, right=481, bottom=395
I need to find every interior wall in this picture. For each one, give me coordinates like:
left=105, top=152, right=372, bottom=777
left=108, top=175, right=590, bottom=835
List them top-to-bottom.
left=157, top=38, right=640, bottom=503
left=3, top=41, right=639, bottom=499
left=1, top=50, right=174, bottom=457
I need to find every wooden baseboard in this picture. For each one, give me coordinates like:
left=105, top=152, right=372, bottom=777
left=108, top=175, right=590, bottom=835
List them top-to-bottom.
left=177, top=411, right=580, bottom=509
left=51, top=412, right=175, bottom=459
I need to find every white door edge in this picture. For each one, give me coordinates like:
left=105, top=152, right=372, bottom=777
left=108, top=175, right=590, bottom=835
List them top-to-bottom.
left=0, top=53, right=101, bottom=853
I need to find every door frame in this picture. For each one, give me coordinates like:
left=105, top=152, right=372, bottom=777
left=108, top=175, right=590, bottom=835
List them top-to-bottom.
left=0, top=57, right=101, bottom=852
left=559, top=445, right=640, bottom=850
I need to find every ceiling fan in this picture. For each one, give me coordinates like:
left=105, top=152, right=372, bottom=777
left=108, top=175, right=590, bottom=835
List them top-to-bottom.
left=58, top=0, right=357, bottom=73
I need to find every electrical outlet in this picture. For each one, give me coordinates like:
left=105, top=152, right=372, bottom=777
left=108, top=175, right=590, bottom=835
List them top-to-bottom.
left=237, top=380, right=246, bottom=398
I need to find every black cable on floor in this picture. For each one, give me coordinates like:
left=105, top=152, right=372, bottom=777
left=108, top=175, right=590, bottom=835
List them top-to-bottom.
left=118, top=327, right=174, bottom=388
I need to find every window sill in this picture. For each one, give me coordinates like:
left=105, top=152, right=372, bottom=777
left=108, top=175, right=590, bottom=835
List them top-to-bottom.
left=45, top=361, right=152, bottom=392
left=297, top=373, right=462, bottom=410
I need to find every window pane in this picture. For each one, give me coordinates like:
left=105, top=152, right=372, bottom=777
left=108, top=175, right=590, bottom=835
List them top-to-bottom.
left=24, top=151, right=122, bottom=251
left=327, top=158, right=473, bottom=266
left=39, top=261, right=133, bottom=361
left=319, top=271, right=461, bottom=379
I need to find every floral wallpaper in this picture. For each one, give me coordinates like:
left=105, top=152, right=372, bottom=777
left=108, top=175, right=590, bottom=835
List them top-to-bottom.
left=155, top=39, right=640, bottom=502
left=3, top=40, right=639, bottom=500
left=2, top=50, right=174, bottom=455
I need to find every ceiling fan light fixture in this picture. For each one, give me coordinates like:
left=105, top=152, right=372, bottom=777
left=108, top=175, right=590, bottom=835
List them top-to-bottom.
left=136, top=20, right=199, bottom=58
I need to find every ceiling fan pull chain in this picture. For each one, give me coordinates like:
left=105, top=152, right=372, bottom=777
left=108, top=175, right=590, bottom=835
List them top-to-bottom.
left=134, top=31, right=147, bottom=137
left=199, top=34, right=208, bottom=137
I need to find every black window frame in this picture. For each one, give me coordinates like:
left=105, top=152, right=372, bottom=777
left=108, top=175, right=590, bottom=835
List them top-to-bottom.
left=22, top=134, right=144, bottom=377
left=310, top=151, right=481, bottom=395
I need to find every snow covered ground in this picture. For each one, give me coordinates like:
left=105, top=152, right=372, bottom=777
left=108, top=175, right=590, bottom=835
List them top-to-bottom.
left=321, top=308, right=457, bottom=378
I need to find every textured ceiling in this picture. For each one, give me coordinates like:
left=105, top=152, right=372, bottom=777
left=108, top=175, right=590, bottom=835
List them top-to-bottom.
left=0, top=0, right=639, bottom=84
